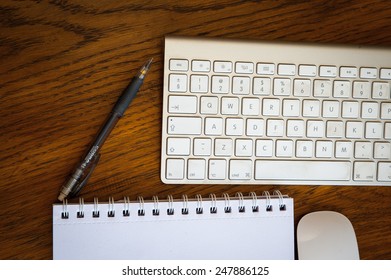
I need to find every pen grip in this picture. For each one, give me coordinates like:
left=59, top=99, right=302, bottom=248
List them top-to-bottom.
left=113, top=77, right=144, bottom=116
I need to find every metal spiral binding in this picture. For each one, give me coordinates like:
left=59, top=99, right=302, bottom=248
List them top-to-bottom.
left=273, top=190, right=286, bottom=211
left=262, top=191, right=272, bottom=212
left=58, top=192, right=288, bottom=219
left=236, top=192, right=245, bottom=213
left=250, top=192, right=259, bottom=212
left=223, top=193, right=231, bottom=213
left=196, top=194, right=203, bottom=214
left=209, top=194, right=217, bottom=214
left=167, top=195, right=174, bottom=215
left=182, top=195, right=189, bottom=215
left=137, top=196, right=145, bottom=216
left=152, top=196, right=159, bottom=216
left=92, top=197, right=100, bottom=217
left=108, top=197, right=115, bottom=217
left=123, top=197, right=130, bottom=216
left=77, top=198, right=84, bottom=218
left=61, top=199, right=69, bottom=219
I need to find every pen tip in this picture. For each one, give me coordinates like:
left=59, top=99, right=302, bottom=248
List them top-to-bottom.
left=144, top=57, right=153, bottom=70
left=138, top=58, right=153, bottom=78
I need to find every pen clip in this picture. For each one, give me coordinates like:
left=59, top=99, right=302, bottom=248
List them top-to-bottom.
left=70, top=153, right=101, bottom=198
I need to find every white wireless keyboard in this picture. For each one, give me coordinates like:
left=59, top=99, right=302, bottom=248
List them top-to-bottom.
left=161, top=36, right=391, bottom=186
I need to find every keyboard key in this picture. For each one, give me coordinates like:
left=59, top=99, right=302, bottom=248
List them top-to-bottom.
left=169, top=59, right=188, bottom=71
left=192, top=60, right=211, bottom=72
left=214, top=61, right=232, bottom=73
left=235, top=62, right=254, bottom=74
left=257, top=63, right=275, bottom=75
left=278, top=64, right=296, bottom=76
left=299, top=65, right=316, bottom=77
left=319, top=66, right=337, bottom=77
left=340, top=67, right=358, bottom=78
left=360, top=67, right=377, bottom=79
left=380, top=68, right=391, bottom=80
left=169, top=74, right=187, bottom=92
left=190, top=75, right=208, bottom=93
left=211, top=75, right=230, bottom=93
left=232, top=76, right=250, bottom=94
left=253, top=77, right=271, bottom=95
left=273, top=78, right=291, bottom=96
left=293, top=79, right=311, bottom=96
left=314, top=80, right=332, bottom=97
left=333, top=80, right=351, bottom=98
left=353, top=81, right=371, bottom=98
left=372, top=82, right=390, bottom=99
left=168, top=95, right=197, bottom=114
left=200, top=96, right=219, bottom=115
left=221, top=97, right=239, bottom=115
left=242, top=98, right=260, bottom=116
left=262, top=98, right=280, bottom=116
left=283, top=99, right=300, bottom=117
left=303, top=100, right=320, bottom=117
left=322, top=100, right=340, bottom=118
left=342, top=101, right=359, bottom=118
left=361, top=102, right=379, bottom=119
left=381, top=103, right=391, bottom=119
left=168, top=117, right=202, bottom=135
left=205, top=117, right=223, bottom=135
left=226, top=118, right=244, bottom=136
left=246, top=119, right=264, bottom=136
left=267, top=119, right=284, bottom=137
left=287, top=120, right=304, bottom=137
left=307, top=120, right=324, bottom=138
left=326, top=121, right=344, bottom=138
left=346, top=121, right=363, bottom=139
left=365, top=122, right=383, bottom=139
left=386, top=123, right=391, bottom=139
left=167, top=138, right=191, bottom=155
left=194, top=138, right=212, bottom=156
left=214, top=138, right=233, bottom=156
left=235, top=139, right=253, bottom=157
left=255, top=140, right=273, bottom=157
left=276, top=140, right=293, bottom=157
left=296, top=140, right=313, bottom=157
left=316, top=141, right=333, bottom=158
left=335, top=141, right=353, bottom=158
left=355, top=142, right=372, bottom=159
left=374, top=142, right=390, bottom=159
left=166, top=159, right=185, bottom=179
left=187, top=159, right=206, bottom=180
left=209, top=159, right=227, bottom=180
left=229, top=160, right=252, bottom=180
left=255, top=161, right=351, bottom=181
left=353, top=162, right=376, bottom=181
left=378, top=162, right=391, bottom=181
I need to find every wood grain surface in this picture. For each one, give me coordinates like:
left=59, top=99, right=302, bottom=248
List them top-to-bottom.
left=1, top=0, right=391, bottom=260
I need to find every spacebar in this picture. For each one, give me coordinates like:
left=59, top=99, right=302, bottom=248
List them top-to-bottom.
left=255, top=160, right=351, bottom=181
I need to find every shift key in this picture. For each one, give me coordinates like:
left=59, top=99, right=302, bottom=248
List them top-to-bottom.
left=168, top=117, right=202, bottom=135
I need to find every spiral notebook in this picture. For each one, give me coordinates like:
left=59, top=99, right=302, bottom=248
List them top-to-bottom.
left=53, top=191, right=294, bottom=260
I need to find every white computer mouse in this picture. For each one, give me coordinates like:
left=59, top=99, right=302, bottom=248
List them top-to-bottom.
left=297, top=211, right=360, bottom=260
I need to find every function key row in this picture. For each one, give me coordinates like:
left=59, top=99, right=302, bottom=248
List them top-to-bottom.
left=169, top=59, right=391, bottom=80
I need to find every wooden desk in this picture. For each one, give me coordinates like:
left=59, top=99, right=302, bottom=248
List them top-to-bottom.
left=1, top=0, right=390, bottom=260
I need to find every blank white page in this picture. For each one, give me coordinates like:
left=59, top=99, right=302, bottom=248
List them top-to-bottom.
left=53, top=196, right=294, bottom=259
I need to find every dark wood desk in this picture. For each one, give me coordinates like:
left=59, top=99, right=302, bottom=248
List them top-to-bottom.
left=1, top=0, right=390, bottom=259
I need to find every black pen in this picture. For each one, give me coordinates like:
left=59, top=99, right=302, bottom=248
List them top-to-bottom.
left=58, top=58, right=153, bottom=201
